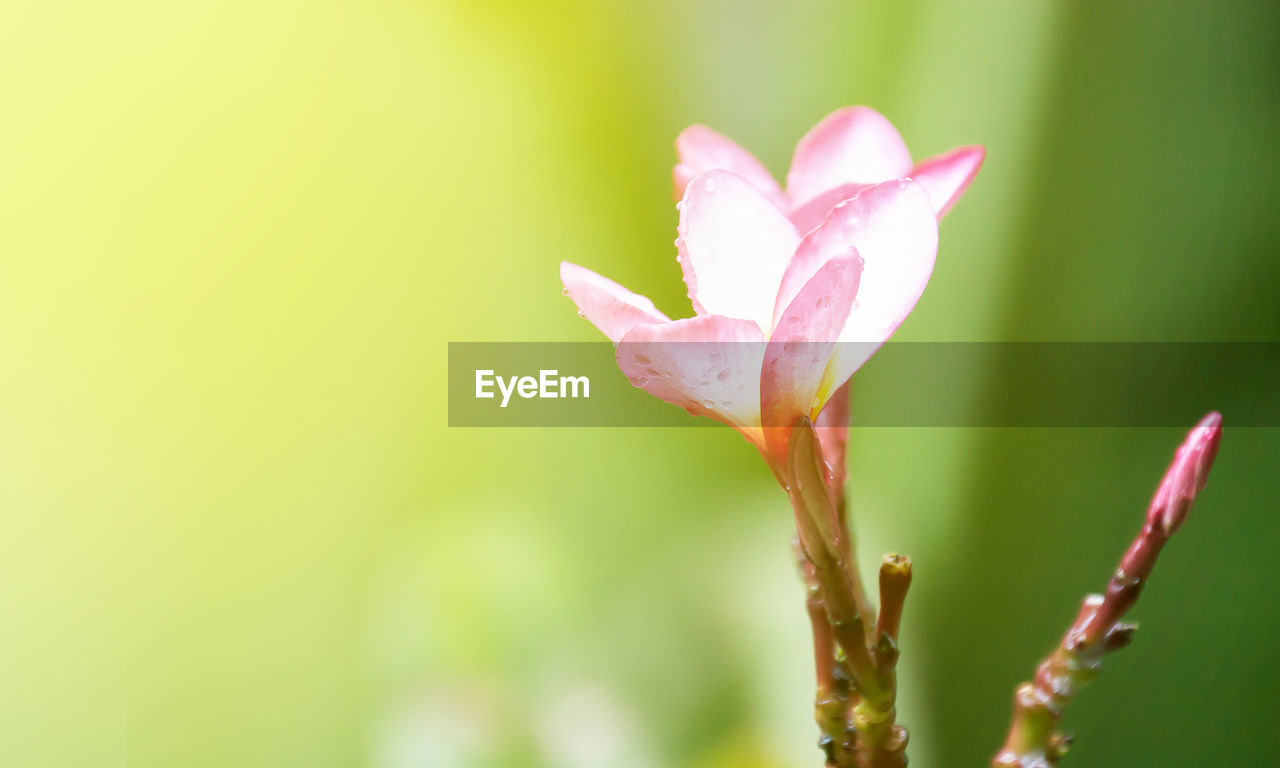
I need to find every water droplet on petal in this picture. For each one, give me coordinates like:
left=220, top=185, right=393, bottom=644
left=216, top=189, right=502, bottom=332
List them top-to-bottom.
left=716, top=369, right=731, bottom=382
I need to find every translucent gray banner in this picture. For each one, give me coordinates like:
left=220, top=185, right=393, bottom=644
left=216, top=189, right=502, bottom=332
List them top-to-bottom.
left=448, top=342, right=1279, bottom=427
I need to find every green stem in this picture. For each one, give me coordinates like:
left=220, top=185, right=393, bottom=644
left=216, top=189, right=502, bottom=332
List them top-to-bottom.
left=789, top=418, right=908, bottom=768
left=795, top=541, right=854, bottom=767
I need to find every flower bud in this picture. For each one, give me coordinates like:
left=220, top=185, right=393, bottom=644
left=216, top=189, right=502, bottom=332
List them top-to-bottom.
left=1149, top=412, right=1222, bottom=536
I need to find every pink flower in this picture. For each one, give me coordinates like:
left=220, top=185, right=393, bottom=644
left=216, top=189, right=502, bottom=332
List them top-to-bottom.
left=674, top=105, right=984, bottom=233
left=668, top=106, right=984, bottom=481
left=562, top=167, right=939, bottom=470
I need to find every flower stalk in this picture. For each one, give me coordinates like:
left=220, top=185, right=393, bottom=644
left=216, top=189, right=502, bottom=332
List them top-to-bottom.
left=993, top=412, right=1223, bottom=768
left=790, top=418, right=908, bottom=768
left=796, top=542, right=857, bottom=767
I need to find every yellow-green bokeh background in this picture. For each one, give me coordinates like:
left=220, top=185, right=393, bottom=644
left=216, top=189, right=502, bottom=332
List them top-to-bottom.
left=2, top=2, right=1278, bottom=766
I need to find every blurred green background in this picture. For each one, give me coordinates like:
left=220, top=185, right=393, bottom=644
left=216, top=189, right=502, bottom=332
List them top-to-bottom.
left=2, top=1, right=1277, bottom=766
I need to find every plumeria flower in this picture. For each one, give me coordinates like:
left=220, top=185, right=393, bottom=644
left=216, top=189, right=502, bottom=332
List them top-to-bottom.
left=674, top=105, right=984, bottom=234
left=671, top=106, right=984, bottom=485
left=561, top=167, right=939, bottom=474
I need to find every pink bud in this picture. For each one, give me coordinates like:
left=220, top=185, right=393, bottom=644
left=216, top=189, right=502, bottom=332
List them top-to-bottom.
left=1150, top=412, right=1223, bottom=536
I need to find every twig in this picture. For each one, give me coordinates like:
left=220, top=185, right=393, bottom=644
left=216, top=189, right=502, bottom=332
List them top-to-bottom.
left=993, top=413, right=1223, bottom=768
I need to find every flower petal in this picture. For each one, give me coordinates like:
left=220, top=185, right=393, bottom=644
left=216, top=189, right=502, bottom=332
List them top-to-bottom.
left=785, top=106, right=913, bottom=209
left=674, top=125, right=787, bottom=210
left=910, top=145, right=985, bottom=219
left=677, top=170, right=800, bottom=332
left=773, top=179, right=937, bottom=338
left=788, top=182, right=871, bottom=236
left=761, top=252, right=862, bottom=461
left=561, top=262, right=670, bottom=343
left=616, top=315, right=766, bottom=436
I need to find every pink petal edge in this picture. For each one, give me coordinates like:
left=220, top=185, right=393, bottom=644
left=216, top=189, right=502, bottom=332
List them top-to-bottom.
left=785, top=106, right=914, bottom=209
left=674, top=125, right=787, bottom=210
left=910, top=145, right=986, bottom=219
left=560, top=262, right=670, bottom=344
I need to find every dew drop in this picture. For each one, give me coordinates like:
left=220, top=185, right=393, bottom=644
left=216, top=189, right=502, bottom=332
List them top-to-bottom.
left=716, top=369, right=731, bottom=382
